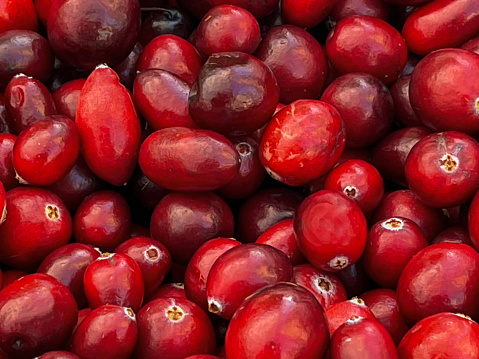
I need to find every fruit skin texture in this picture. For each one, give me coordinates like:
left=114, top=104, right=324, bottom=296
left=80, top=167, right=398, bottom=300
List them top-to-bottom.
left=0, top=0, right=38, bottom=34
left=47, top=0, right=140, bottom=70
left=207, top=0, right=279, bottom=19
left=282, top=0, right=336, bottom=28
left=402, top=0, right=479, bottom=56
left=409, top=49, right=479, bottom=134
left=76, top=65, right=142, bottom=186
left=52, top=79, right=86, bottom=121
left=260, top=100, right=346, bottom=186
left=404, top=131, right=479, bottom=208
left=294, top=190, right=368, bottom=271
left=468, top=190, right=479, bottom=251
left=397, top=243, right=479, bottom=324
left=0, top=273, right=78, bottom=359
left=225, top=283, right=330, bottom=359
left=325, top=297, right=376, bottom=336
left=38, top=351, right=80, bottom=359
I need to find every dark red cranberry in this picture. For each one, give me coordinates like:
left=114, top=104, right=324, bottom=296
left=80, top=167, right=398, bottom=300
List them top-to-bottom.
left=0, top=0, right=38, bottom=34
left=176, top=0, right=212, bottom=20
left=208, top=0, right=279, bottom=19
left=282, top=0, right=336, bottom=28
left=328, top=0, right=391, bottom=24
left=139, top=8, right=194, bottom=45
left=326, top=15, right=408, bottom=85
left=254, top=25, right=329, bottom=104
left=0, top=30, right=54, bottom=90
left=114, top=42, right=143, bottom=90
left=189, top=52, right=280, bottom=136
left=76, top=65, right=141, bottom=186
left=320, top=73, right=394, bottom=148
left=389, top=75, right=422, bottom=127
left=52, top=79, right=86, bottom=121
left=0, top=93, right=12, bottom=134
left=405, top=131, right=479, bottom=208
left=0, top=134, right=16, bottom=190
left=129, top=168, right=169, bottom=212
left=0, top=187, right=71, bottom=271
left=236, top=187, right=303, bottom=243
left=73, top=190, right=131, bottom=252
left=150, top=191, right=234, bottom=264
left=467, top=191, right=479, bottom=250
left=433, top=226, right=473, bottom=246
left=184, top=237, right=240, bottom=311
left=37, top=243, right=100, bottom=309
left=206, top=243, right=292, bottom=319
left=397, top=243, right=479, bottom=323
left=84, top=252, right=144, bottom=312
left=0, top=269, right=28, bottom=289
left=0, top=274, right=77, bottom=359
left=146, top=283, right=186, bottom=302
left=225, top=283, right=329, bottom=359
left=133, top=297, right=216, bottom=359
left=325, top=297, right=376, bottom=336
left=38, top=351, right=80, bottom=359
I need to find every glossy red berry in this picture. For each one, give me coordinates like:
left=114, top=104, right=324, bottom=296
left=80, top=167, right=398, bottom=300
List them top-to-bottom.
left=0, top=0, right=38, bottom=34
left=282, top=0, right=336, bottom=28
left=52, top=79, right=86, bottom=121
left=325, top=297, right=376, bottom=336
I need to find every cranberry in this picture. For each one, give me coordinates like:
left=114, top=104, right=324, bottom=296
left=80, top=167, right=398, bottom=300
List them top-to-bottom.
left=0, top=0, right=38, bottom=34
left=176, top=0, right=212, bottom=20
left=208, top=0, right=279, bottom=19
left=283, top=0, right=336, bottom=28
left=328, top=0, right=391, bottom=24
left=139, top=8, right=194, bottom=46
left=326, top=15, right=408, bottom=85
left=254, top=25, right=329, bottom=104
left=462, top=36, right=479, bottom=55
left=76, top=65, right=141, bottom=186
left=389, top=75, right=422, bottom=127
left=260, top=100, right=346, bottom=186
left=405, top=131, right=479, bottom=208
left=0, top=134, right=16, bottom=190
left=73, top=190, right=131, bottom=252
left=294, top=190, right=368, bottom=271
left=433, top=226, right=473, bottom=246
left=184, top=237, right=241, bottom=311
left=397, top=243, right=479, bottom=323
left=0, top=274, right=77, bottom=358
left=146, top=283, right=187, bottom=302
left=225, top=283, right=329, bottom=359
left=133, top=297, right=216, bottom=359
left=325, top=297, right=376, bottom=336
left=70, top=305, right=138, bottom=359
left=38, top=351, right=80, bottom=359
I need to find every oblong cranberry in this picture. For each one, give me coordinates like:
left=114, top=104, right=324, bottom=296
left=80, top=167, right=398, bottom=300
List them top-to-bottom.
left=0, top=0, right=38, bottom=34
left=47, top=0, right=140, bottom=70
left=208, top=0, right=279, bottom=19
left=282, top=0, right=336, bottom=28
left=326, top=15, right=408, bottom=85
left=254, top=25, right=328, bottom=104
left=0, top=30, right=53, bottom=90
left=409, top=49, right=479, bottom=134
left=189, top=52, right=279, bottom=135
left=52, top=79, right=86, bottom=121
left=260, top=100, right=345, bottom=186
left=139, top=127, right=240, bottom=191
left=0, top=134, right=17, bottom=190
left=206, top=243, right=293, bottom=319
left=397, top=243, right=479, bottom=323
left=0, top=274, right=77, bottom=359
left=225, top=283, right=329, bottom=359
left=325, top=297, right=376, bottom=336
left=70, top=305, right=137, bottom=359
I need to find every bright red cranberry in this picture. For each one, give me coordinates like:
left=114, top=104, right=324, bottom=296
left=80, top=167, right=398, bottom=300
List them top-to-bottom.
left=0, top=0, right=38, bottom=34
left=47, top=0, right=140, bottom=70
left=208, top=0, right=279, bottom=19
left=282, top=0, right=336, bottom=28
left=328, top=0, right=391, bottom=24
left=139, top=8, right=194, bottom=46
left=326, top=15, right=408, bottom=85
left=254, top=25, right=328, bottom=104
left=0, top=30, right=53, bottom=90
left=136, top=34, right=202, bottom=85
left=462, top=36, right=479, bottom=55
left=114, top=42, right=143, bottom=90
left=409, top=49, right=479, bottom=134
left=76, top=65, right=141, bottom=186
left=133, top=69, right=197, bottom=131
left=321, top=73, right=394, bottom=148
left=389, top=75, right=422, bottom=127
left=52, top=79, right=86, bottom=121
left=260, top=100, right=345, bottom=186
left=370, top=126, right=432, bottom=187
left=405, top=131, right=479, bottom=208
left=0, top=134, right=16, bottom=190
left=0, top=187, right=71, bottom=271
left=236, top=187, right=303, bottom=243
left=73, top=190, right=131, bottom=252
left=295, top=190, right=367, bottom=271
left=372, top=190, right=445, bottom=241
left=256, top=218, right=306, bottom=265
left=433, top=226, right=473, bottom=246
left=115, top=236, right=172, bottom=297
left=37, top=243, right=100, bottom=309
left=397, top=243, right=479, bottom=323
left=84, top=252, right=144, bottom=312
left=292, top=264, right=347, bottom=310
left=0, top=269, right=27, bottom=289
left=0, top=274, right=77, bottom=358
left=146, top=283, right=186, bottom=303
left=225, top=283, right=329, bottom=358
left=361, top=289, right=409, bottom=345
left=133, top=297, right=216, bottom=359
left=325, top=297, right=376, bottom=336
left=70, top=305, right=137, bottom=359
left=398, top=313, right=479, bottom=357
left=331, top=317, right=398, bottom=359
left=38, top=351, right=80, bottom=359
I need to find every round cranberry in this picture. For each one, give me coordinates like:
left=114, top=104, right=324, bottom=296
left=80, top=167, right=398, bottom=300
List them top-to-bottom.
left=0, top=0, right=38, bottom=34
left=47, top=0, right=140, bottom=70
left=208, top=0, right=279, bottom=19
left=282, top=0, right=336, bottom=28
left=328, top=0, right=391, bottom=24
left=139, top=8, right=194, bottom=46
left=326, top=15, right=408, bottom=85
left=254, top=25, right=328, bottom=104
left=320, top=73, right=394, bottom=148
left=389, top=74, right=422, bottom=127
left=52, top=79, right=86, bottom=121
left=260, top=100, right=345, bottom=186
left=405, top=131, right=479, bottom=208
left=0, top=134, right=16, bottom=190
left=0, top=187, right=71, bottom=271
left=295, top=190, right=367, bottom=271
left=433, top=226, right=473, bottom=246
left=0, top=274, right=77, bottom=359
left=225, top=283, right=329, bottom=359
left=133, top=297, right=216, bottom=359
left=325, top=297, right=376, bottom=336
left=38, top=351, right=80, bottom=359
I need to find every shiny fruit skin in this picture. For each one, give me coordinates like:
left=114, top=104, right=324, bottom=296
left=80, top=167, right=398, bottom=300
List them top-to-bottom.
left=0, top=0, right=38, bottom=34
left=282, top=0, right=336, bottom=28
left=52, top=79, right=86, bottom=121
left=325, top=297, right=376, bottom=336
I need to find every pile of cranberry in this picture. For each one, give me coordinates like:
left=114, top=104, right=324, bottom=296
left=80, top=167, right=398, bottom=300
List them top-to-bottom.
left=1, top=0, right=479, bottom=357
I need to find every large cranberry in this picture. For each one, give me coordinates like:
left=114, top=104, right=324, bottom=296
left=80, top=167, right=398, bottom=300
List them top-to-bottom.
left=47, top=0, right=140, bottom=70
left=208, top=0, right=279, bottom=19
left=52, top=79, right=86, bottom=121
left=0, top=274, right=77, bottom=358
left=225, top=283, right=329, bottom=359
left=325, top=297, right=376, bottom=336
